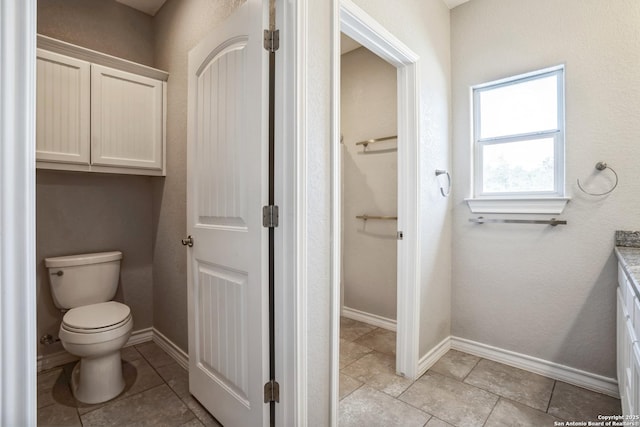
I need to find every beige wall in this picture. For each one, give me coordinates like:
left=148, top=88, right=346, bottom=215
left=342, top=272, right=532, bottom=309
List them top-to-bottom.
left=36, top=0, right=157, bottom=358
left=37, top=0, right=154, bottom=67
left=152, top=0, right=245, bottom=352
left=352, top=0, right=452, bottom=358
left=451, top=0, right=640, bottom=378
left=341, top=47, right=398, bottom=321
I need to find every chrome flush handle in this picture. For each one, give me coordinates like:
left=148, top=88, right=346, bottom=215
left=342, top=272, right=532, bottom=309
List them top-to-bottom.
left=181, top=235, right=194, bottom=247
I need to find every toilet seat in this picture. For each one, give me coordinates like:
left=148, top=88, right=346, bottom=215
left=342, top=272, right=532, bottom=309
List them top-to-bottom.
left=59, top=301, right=133, bottom=346
left=62, top=301, right=131, bottom=333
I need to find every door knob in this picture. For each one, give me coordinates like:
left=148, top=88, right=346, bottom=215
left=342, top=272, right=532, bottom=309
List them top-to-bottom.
left=181, top=235, right=194, bottom=247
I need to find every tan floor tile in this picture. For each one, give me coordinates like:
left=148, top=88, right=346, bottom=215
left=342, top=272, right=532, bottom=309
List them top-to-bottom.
left=341, top=317, right=377, bottom=342
left=354, top=328, right=396, bottom=356
left=340, top=339, right=373, bottom=369
left=136, top=341, right=176, bottom=369
left=121, top=345, right=144, bottom=362
left=429, top=349, right=480, bottom=381
left=341, top=351, right=413, bottom=397
left=464, top=359, right=554, bottom=411
left=157, top=362, right=190, bottom=399
left=37, top=368, right=64, bottom=409
left=400, top=371, right=498, bottom=427
left=340, top=373, right=363, bottom=400
left=548, top=381, right=622, bottom=421
left=80, top=384, right=195, bottom=427
left=339, top=385, right=430, bottom=427
left=182, top=396, right=223, bottom=427
left=485, top=398, right=562, bottom=427
left=37, top=402, right=81, bottom=427
left=425, top=417, right=454, bottom=427
left=180, top=419, right=206, bottom=427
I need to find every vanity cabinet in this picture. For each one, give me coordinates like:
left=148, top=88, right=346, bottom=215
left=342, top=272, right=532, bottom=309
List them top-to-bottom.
left=36, top=36, right=168, bottom=176
left=617, top=262, right=640, bottom=415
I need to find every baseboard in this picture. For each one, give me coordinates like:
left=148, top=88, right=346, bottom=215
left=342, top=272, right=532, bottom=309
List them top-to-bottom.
left=342, top=306, right=397, bottom=331
left=126, top=327, right=153, bottom=347
left=152, top=327, right=189, bottom=370
left=417, top=336, right=451, bottom=378
left=451, top=336, right=620, bottom=398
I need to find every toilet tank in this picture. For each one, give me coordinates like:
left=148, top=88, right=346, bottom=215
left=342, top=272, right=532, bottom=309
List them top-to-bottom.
left=45, top=251, right=123, bottom=309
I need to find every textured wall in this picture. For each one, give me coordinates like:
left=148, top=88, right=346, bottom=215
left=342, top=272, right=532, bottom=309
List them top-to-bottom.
left=37, top=0, right=156, bottom=359
left=37, top=0, right=154, bottom=67
left=152, top=0, right=245, bottom=353
left=351, top=0, right=452, bottom=357
left=451, top=0, right=640, bottom=378
left=341, top=47, right=398, bottom=321
left=36, top=171, right=154, bottom=357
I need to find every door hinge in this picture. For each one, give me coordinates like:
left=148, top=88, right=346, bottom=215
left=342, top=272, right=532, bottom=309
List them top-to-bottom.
left=264, top=29, right=280, bottom=52
left=263, top=205, right=279, bottom=228
left=397, top=231, right=404, bottom=240
left=264, top=380, right=280, bottom=403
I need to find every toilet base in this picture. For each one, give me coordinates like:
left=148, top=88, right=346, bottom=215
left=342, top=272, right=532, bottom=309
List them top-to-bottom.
left=70, top=350, right=125, bottom=404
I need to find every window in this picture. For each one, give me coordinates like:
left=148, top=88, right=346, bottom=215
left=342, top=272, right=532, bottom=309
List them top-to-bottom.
left=469, top=66, right=566, bottom=213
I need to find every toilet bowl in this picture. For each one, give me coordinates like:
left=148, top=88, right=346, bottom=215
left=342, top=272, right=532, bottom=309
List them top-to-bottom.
left=45, top=251, right=132, bottom=404
left=59, top=301, right=133, bottom=404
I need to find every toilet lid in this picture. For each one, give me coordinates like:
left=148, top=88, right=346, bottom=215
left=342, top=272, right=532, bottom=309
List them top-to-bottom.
left=63, top=301, right=131, bottom=331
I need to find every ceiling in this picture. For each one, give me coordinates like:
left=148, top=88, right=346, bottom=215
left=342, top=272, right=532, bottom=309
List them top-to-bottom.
left=115, top=0, right=167, bottom=16
left=341, top=33, right=362, bottom=55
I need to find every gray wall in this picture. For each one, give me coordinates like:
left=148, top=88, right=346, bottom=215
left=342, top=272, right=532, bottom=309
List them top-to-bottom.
left=37, top=0, right=156, bottom=358
left=37, top=0, right=154, bottom=67
left=152, top=0, right=245, bottom=352
left=351, top=0, right=452, bottom=358
left=451, top=0, right=640, bottom=378
left=341, top=46, right=398, bottom=321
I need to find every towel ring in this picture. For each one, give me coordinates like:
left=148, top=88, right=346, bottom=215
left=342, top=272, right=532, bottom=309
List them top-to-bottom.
left=577, top=162, right=618, bottom=196
left=435, top=169, right=451, bottom=197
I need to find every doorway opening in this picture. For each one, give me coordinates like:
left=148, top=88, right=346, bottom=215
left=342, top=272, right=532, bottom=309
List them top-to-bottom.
left=331, top=1, right=422, bottom=417
left=339, top=31, right=399, bottom=370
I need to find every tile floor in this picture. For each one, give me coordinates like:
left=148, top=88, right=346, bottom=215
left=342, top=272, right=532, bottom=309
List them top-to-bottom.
left=339, top=317, right=623, bottom=427
left=38, top=321, right=623, bottom=426
left=37, top=342, right=221, bottom=427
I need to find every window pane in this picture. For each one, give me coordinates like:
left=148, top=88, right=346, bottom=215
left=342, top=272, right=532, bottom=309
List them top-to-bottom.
left=479, top=75, right=558, bottom=139
left=482, top=138, right=555, bottom=193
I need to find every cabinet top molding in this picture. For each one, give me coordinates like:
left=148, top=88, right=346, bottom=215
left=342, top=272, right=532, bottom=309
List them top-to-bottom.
left=37, top=34, right=169, bottom=82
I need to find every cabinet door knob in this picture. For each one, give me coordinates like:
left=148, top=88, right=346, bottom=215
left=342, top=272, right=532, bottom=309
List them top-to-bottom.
left=181, top=235, right=194, bottom=247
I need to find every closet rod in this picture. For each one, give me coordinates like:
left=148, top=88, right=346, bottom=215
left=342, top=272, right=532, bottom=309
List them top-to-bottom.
left=355, top=135, right=397, bottom=148
left=356, top=215, right=398, bottom=221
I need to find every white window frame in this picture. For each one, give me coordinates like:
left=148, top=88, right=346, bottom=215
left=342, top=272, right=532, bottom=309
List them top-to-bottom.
left=466, top=65, right=569, bottom=214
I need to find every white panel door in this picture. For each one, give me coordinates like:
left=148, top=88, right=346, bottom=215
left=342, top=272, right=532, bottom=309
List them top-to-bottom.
left=186, top=2, right=268, bottom=426
left=36, top=49, right=90, bottom=164
left=91, top=64, right=163, bottom=170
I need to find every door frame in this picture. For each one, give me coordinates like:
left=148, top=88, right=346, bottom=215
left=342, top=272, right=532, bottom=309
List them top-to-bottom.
left=0, top=0, right=38, bottom=425
left=330, top=0, right=421, bottom=414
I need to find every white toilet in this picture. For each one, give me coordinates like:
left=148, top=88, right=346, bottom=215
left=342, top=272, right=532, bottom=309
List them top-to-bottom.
left=45, top=251, right=133, bottom=404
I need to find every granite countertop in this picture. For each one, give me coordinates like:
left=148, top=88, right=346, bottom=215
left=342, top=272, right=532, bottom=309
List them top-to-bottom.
left=615, top=231, right=640, bottom=291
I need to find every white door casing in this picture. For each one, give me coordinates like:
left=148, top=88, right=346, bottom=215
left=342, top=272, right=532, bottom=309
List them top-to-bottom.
left=186, top=2, right=269, bottom=426
left=331, top=4, right=421, bottom=422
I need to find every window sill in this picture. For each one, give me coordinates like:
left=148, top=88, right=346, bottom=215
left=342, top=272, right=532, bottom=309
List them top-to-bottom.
left=465, top=197, right=570, bottom=214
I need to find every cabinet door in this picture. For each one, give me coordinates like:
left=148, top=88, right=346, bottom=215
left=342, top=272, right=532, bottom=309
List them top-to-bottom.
left=36, top=49, right=90, bottom=164
left=91, top=64, right=163, bottom=170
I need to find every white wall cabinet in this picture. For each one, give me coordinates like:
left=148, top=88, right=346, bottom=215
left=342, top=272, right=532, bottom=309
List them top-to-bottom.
left=36, top=36, right=168, bottom=176
left=36, top=50, right=91, bottom=165
left=617, top=263, right=640, bottom=415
